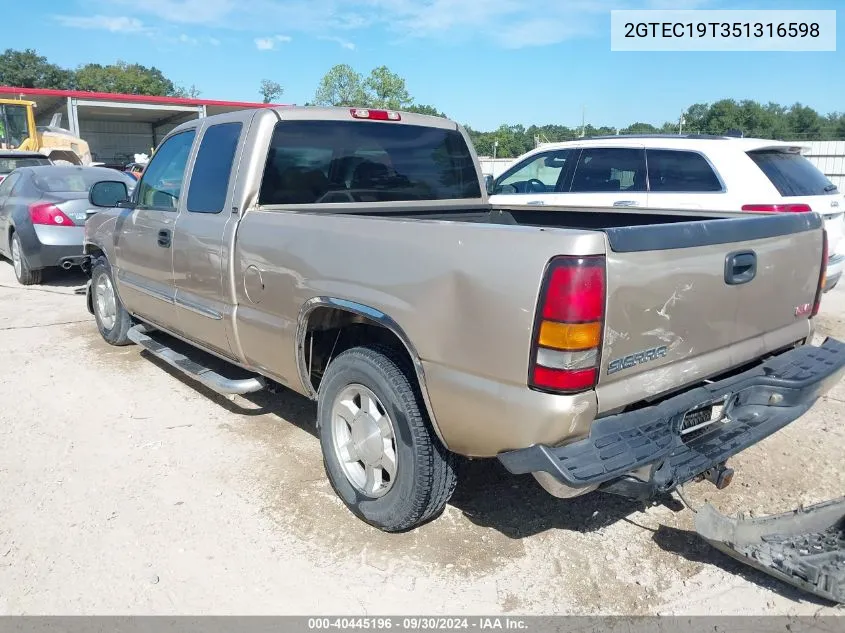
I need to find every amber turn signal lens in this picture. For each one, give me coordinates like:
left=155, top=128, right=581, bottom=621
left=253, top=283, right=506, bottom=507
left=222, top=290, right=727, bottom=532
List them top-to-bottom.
left=538, top=320, right=601, bottom=351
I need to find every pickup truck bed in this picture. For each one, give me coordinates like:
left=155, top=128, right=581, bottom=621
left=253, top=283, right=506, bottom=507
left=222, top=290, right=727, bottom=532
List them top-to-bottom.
left=82, top=106, right=845, bottom=531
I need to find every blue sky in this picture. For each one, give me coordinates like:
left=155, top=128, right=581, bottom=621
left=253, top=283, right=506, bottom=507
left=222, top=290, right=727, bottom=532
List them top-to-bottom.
left=6, top=0, right=843, bottom=130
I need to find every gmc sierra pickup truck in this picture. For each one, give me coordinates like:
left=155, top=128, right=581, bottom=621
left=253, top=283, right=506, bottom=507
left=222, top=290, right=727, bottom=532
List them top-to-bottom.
left=83, top=106, right=845, bottom=532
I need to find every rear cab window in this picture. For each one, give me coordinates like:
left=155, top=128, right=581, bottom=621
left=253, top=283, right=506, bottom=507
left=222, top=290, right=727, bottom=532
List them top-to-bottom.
left=258, top=120, right=481, bottom=205
left=647, top=149, right=723, bottom=192
left=748, top=149, right=838, bottom=196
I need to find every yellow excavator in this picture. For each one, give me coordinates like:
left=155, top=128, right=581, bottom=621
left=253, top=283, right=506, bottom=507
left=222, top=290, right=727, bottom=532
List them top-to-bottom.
left=0, top=98, right=92, bottom=165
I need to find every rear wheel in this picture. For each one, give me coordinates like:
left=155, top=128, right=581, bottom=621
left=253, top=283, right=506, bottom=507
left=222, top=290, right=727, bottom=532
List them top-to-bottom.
left=10, top=233, right=41, bottom=286
left=91, top=257, right=133, bottom=345
left=317, top=346, right=457, bottom=532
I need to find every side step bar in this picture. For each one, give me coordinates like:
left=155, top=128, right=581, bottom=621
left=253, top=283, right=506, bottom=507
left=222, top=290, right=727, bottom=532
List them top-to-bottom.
left=127, top=325, right=265, bottom=396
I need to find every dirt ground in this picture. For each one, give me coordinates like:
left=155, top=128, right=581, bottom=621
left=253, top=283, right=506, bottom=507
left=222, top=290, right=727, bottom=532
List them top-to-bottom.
left=0, top=262, right=843, bottom=616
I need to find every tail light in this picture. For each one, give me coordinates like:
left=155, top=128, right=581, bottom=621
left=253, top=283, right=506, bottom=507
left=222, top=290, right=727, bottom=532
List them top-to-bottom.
left=350, top=108, right=401, bottom=121
left=29, top=202, right=74, bottom=226
left=741, top=204, right=812, bottom=213
left=811, top=229, right=828, bottom=318
left=529, top=255, right=605, bottom=393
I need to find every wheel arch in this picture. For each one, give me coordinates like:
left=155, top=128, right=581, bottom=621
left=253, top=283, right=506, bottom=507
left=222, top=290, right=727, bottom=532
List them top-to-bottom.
left=295, top=297, right=446, bottom=446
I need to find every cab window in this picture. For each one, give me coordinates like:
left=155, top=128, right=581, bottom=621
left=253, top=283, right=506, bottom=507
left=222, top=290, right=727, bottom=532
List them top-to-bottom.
left=136, top=130, right=196, bottom=210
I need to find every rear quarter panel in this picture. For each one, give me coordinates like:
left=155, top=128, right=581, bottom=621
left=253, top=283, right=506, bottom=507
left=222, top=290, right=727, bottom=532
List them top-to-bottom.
left=233, top=210, right=607, bottom=455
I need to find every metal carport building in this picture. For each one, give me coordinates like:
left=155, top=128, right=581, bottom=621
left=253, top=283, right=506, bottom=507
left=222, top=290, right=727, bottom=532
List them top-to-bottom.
left=0, top=86, right=281, bottom=166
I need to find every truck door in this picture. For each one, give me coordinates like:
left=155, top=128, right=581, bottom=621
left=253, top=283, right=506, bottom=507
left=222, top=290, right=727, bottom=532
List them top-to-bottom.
left=171, top=116, right=247, bottom=359
left=115, top=128, right=196, bottom=332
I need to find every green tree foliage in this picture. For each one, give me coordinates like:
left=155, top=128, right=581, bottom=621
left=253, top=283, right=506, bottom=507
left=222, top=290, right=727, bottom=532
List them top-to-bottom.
left=0, top=48, right=74, bottom=89
left=75, top=61, right=180, bottom=96
left=313, top=64, right=368, bottom=107
left=313, top=64, right=425, bottom=112
left=363, top=66, right=412, bottom=110
left=259, top=79, right=284, bottom=104
left=173, top=84, right=202, bottom=99
left=404, top=104, right=446, bottom=117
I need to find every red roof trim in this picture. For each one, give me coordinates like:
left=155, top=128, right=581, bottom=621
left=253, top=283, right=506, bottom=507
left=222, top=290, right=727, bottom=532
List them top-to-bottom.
left=0, top=86, right=287, bottom=108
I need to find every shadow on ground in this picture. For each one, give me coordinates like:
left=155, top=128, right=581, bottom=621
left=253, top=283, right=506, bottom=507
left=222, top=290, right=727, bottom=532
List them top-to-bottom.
left=137, top=330, right=689, bottom=539
left=449, top=457, right=685, bottom=539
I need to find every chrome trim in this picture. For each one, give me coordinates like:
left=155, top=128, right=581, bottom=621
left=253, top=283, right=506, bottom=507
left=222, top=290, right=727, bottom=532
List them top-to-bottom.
left=117, top=272, right=175, bottom=305
left=174, top=294, right=224, bottom=320
left=295, top=296, right=447, bottom=446
left=127, top=324, right=264, bottom=396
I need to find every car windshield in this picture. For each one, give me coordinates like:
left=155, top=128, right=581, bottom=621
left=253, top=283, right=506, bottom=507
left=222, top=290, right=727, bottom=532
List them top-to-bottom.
left=0, top=156, right=50, bottom=174
left=33, top=167, right=128, bottom=193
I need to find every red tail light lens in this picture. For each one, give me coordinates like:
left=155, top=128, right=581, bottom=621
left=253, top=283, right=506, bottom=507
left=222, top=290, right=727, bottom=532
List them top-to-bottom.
left=350, top=108, right=401, bottom=121
left=29, top=202, right=74, bottom=226
left=741, top=204, right=812, bottom=213
left=811, top=229, right=828, bottom=318
left=529, top=256, right=605, bottom=394
left=541, top=261, right=605, bottom=322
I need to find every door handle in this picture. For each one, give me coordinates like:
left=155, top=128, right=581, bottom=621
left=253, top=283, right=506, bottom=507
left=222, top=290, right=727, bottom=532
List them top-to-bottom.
left=613, top=200, right=639, bottom=207
left=157, top=229, right=171, bottom=248
left=725, top=250, right=757, bottom=285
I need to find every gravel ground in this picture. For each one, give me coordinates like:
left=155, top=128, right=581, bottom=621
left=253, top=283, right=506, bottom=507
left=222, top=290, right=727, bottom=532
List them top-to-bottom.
left=0, top=262, right=842, bottom=616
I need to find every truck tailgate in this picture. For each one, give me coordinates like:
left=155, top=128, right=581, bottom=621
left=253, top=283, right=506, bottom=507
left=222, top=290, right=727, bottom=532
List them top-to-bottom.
left=597, top=212, right=824, bottom=413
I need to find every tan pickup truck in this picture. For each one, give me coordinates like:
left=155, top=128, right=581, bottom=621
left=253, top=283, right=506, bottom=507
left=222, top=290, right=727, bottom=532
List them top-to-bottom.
left=82, top=106, right=845, bottom=532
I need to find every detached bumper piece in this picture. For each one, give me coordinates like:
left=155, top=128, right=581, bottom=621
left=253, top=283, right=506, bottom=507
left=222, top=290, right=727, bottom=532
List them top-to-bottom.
left=498, top=338, right=845, bottom=497
left=695, top=497, right=845, bottom=604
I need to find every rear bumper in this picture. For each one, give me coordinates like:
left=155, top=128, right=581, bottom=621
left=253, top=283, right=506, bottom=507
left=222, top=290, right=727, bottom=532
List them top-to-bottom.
left=26, top=225, right=85, bottom=269
left=498, top=337, right=845, bottom=498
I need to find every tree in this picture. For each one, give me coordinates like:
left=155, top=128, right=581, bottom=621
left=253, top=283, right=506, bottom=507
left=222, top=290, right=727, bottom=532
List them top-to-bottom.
left=0, top=48, right=73, bottom=89
left=75, top=61, right=178, bottom=95
left=313, top=64, right=368, bottom=107
left=363, top=66, right=412, bottom=110
left=259, top=79, right=284, bottom=104
left=174, top=84, right=201, bottom=99
left=405, top=104, right=446, bottom=117
left=621, top=122, right=659, bottom=135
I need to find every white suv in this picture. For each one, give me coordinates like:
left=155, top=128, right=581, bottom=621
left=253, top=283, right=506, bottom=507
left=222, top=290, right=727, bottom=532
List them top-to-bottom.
left=488, top=135, right=844, bottom=291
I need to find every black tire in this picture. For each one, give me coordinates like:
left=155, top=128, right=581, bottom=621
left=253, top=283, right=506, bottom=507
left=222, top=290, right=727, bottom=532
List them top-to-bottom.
left=11, top=233, right=42, bottom=286
left=90, top=256, right=133, bottom=346
left=317, top=346, right=457, bottom=532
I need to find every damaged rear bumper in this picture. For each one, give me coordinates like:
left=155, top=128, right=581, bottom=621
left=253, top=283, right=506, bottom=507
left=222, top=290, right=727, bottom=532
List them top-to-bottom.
left=498, top=337, right=845, bottom=498
left=695, top=497, right=845, bottom=604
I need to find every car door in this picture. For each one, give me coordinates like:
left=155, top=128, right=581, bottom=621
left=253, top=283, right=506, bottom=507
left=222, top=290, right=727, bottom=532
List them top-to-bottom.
left=172, top=116, right=247, bottom=359
left=114, top=128, right=197, bottom=332
left=564, top=146, right=649, bottom=209
left=489, top=148, right=577, bottom=206
left=644, top=148, right=725, bottom=209
left=0, top=172, right=21, bottom=256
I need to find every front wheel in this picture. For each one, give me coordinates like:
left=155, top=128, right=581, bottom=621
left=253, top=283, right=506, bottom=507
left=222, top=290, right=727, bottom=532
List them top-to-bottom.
left=91, top=257, right=133, bottom=345
left=317, top=346, right=457, bottom=532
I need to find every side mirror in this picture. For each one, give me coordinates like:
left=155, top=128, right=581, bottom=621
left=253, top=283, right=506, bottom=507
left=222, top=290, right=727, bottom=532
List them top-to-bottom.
left=483, top=174, right=494, bottom=195
left=89, top=180, right=129, bottom=208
